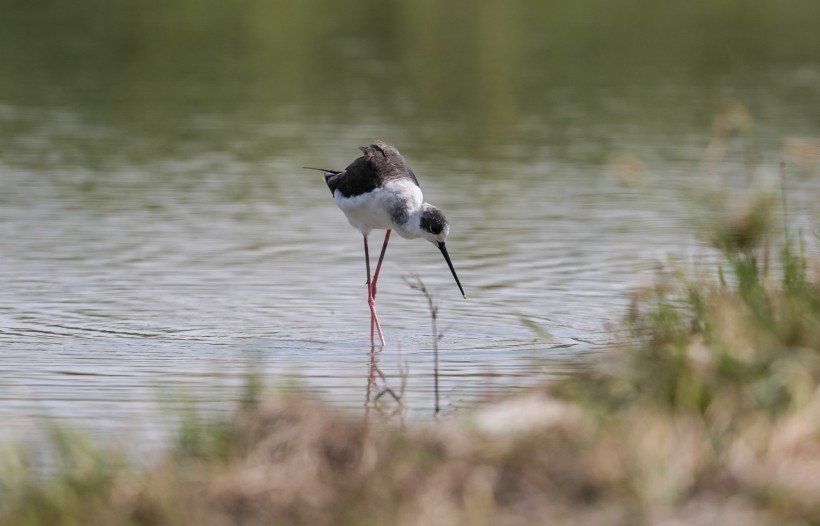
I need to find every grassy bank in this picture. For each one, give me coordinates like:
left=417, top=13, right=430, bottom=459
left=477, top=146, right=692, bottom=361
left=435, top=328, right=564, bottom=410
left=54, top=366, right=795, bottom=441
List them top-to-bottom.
left=2, top=189, right=819, bottom=526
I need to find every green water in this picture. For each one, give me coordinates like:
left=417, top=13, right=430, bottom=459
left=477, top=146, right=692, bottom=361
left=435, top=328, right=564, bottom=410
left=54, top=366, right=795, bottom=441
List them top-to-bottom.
left=3, top=0, right=819, bottom=161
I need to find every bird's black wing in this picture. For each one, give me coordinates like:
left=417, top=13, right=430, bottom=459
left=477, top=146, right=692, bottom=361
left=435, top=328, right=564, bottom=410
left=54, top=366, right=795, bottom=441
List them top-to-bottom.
left=308, top=141, right=420, bottom=198
left=326, top=155, right=383, bottom=198
left=406, top=168, right=420, bottom=187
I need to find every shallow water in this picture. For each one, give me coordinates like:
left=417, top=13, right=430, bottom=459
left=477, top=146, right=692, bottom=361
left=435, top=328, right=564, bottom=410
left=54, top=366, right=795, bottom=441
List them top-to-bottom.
left=1, top=0, right=819, bottom=452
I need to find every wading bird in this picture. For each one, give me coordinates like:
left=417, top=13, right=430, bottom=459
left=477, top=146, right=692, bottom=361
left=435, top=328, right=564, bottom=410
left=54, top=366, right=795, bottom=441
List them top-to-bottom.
left=306, top=141, right=465, bottom=345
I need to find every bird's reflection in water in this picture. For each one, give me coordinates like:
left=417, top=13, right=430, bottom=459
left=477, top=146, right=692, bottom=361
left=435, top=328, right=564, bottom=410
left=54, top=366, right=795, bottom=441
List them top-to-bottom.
left=364, top=346, right=406, bottom=425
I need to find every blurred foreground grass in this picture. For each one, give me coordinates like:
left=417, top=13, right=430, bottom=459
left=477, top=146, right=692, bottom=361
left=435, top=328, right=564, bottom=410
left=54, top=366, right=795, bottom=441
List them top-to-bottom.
left=2, top=184, right=819, bottom=525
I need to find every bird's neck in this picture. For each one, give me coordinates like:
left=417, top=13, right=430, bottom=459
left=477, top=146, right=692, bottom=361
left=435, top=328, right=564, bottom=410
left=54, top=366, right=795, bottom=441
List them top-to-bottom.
left=381, top=179, right=425, bottom=239
left=393, top=206, right=426, bottom=240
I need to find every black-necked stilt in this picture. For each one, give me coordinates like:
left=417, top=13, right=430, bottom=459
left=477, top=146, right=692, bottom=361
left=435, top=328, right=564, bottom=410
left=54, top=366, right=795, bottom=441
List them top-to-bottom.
left=306, top=141, right=465, bottom=346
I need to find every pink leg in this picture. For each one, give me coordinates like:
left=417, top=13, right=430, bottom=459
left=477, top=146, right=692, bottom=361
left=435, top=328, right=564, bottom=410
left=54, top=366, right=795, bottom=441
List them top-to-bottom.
left=371, top=229, right=392, bottom=299
left=370, top=230, right=391, bottom=342
left=363, top=235, right=386, bottom=346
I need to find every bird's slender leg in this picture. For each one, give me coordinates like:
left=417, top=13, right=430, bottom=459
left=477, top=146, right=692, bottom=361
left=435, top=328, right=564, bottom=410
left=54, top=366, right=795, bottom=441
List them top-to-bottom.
left=369, top=229, right=392, bottom=341
left=370, top=229, right=392, bottom=299
left=364, top=235, right=386, bottom=346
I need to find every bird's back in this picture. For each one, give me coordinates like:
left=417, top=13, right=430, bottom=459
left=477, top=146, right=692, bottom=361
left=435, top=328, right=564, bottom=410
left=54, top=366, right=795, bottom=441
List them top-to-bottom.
left=325, top=141, right=420, bottom=198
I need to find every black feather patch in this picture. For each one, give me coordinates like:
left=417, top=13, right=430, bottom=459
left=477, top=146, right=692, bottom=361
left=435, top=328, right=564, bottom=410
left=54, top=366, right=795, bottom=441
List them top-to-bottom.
left=326, top=142, right=420, bottom=198
left=420, top=207, right=447, bottom=235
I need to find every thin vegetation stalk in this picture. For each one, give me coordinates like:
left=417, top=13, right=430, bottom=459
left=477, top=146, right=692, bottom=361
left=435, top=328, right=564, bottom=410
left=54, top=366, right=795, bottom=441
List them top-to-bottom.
left=406, top=275, right=441, bottom=415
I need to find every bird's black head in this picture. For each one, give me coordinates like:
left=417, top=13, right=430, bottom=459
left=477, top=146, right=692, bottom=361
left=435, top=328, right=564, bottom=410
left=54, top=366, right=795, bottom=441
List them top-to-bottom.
left=419, top=205, right=449, bottom=244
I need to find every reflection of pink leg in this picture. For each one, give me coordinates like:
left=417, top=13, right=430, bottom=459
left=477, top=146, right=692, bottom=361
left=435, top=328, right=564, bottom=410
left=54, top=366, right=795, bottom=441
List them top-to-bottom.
left=363, top=235, right=386, bottom=346
left=365, top=345, right=377, bottom=413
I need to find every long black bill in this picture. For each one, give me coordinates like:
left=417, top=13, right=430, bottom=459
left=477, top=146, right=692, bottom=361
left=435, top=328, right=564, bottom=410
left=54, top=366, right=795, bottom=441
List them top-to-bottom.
left=437, top=242, right=466, bottom=299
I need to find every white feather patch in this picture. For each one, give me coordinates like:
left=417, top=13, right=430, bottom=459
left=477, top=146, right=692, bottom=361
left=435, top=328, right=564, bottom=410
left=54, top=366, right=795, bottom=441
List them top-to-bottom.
left=334, top=179, right=424, bottom=236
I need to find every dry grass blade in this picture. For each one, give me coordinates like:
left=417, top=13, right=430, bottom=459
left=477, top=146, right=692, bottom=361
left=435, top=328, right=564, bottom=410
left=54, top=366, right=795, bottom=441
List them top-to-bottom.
left=404, top=274, right=442, bottom=416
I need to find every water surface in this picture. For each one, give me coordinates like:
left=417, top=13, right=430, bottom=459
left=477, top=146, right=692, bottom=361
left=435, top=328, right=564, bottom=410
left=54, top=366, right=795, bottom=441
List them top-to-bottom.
left=1, top=0, right=819, bottom=451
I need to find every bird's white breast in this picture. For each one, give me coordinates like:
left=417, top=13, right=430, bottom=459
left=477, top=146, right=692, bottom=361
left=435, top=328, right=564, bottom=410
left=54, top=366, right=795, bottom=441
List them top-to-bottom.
left=334, top=179, right=423, bottom=236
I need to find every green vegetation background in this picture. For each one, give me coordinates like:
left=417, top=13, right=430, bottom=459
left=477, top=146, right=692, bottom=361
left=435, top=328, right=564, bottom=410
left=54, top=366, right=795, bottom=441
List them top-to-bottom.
left=2, top=0, right=819, bottom=151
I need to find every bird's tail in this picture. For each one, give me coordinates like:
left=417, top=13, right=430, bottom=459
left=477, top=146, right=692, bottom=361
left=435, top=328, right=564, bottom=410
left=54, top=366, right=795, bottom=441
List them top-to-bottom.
left=303, top=166, right=341, bottom=175
left=304, top=167, right=342, bottom=194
